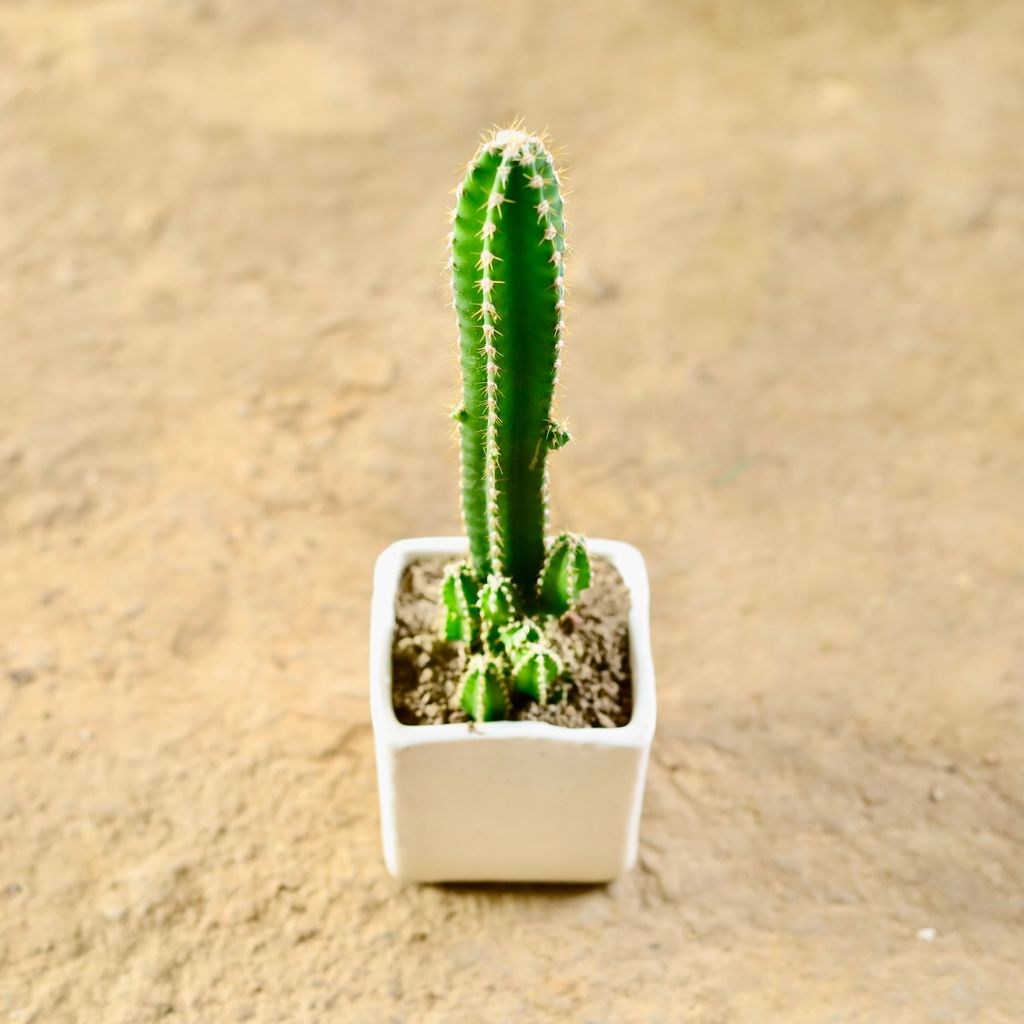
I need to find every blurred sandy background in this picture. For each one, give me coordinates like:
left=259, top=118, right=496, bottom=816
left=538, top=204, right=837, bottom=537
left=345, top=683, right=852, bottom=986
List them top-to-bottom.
left=2, top=1, right=1022, bottom=1021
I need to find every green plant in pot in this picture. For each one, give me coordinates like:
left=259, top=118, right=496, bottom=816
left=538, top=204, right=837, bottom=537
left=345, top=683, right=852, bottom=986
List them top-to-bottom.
left=370, top=125, right=656, bottom=883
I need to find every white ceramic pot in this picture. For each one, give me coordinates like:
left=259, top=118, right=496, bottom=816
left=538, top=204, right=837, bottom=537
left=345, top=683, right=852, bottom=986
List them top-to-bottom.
left=369, top=537, right=656, bottom=883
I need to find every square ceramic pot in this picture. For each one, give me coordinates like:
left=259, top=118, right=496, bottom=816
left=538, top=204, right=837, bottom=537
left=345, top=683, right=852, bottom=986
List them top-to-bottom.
left=369, top=536, right=656, bottom=883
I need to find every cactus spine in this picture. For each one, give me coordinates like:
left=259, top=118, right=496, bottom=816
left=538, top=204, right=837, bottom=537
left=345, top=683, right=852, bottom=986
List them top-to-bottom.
left=443, top=126, right=591, bottom=722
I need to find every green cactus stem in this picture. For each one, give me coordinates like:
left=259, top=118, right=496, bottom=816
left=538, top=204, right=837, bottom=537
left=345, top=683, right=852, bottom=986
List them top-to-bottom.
left=448, top=127, right=568, bottom=605
left=539, top=531, right=591, bottom=616
left=440, top=563, right=479, bottom=643
left=478, top=573, right=515, bottom=630
left=498, top=617, right=542, bottom=653
left=512, top=645, right=562, bottom=705
left=458, top=654, right=511, bottom=722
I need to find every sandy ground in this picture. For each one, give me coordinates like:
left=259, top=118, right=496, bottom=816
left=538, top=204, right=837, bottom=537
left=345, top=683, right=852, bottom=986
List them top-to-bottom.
left=1, top=1, right=1023, bottom=1021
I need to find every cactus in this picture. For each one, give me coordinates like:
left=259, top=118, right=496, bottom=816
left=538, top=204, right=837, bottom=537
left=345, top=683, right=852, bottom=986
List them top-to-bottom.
left=440, top=126, right=592, bottom=722
left=539, top=531, right=591, bottom=616
left=440, top=564, right=478, bottom=642
left=511, top=644, right=562, bottom=706
left=458, top=654, right=510, bottom=723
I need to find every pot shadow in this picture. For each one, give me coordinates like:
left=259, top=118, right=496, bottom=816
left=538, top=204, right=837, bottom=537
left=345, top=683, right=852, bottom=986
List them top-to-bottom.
left=429, top=881, right=608, bottom=899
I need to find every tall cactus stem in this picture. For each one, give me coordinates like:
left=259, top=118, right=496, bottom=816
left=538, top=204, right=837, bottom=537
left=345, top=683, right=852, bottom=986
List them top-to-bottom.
left=449, top=128, right=567, bottom=601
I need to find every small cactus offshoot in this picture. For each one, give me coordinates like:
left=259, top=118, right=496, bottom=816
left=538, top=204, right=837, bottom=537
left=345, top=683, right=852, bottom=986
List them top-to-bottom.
left=440, top=125, right=592, bottom=722
left=539, top=531, right=591, bottom=617
left=459, top=654, right=511, bottom=723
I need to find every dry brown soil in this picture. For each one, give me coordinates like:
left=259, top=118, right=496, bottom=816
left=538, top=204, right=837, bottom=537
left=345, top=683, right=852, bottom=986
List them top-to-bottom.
left=1, top=2, right=1023, bottom=1021
left=391, top=555, right=634, bottom=727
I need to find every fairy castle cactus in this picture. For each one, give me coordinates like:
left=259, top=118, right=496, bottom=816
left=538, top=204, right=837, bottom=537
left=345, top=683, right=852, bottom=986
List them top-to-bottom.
left=441, top=126, right=591, bottom=721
